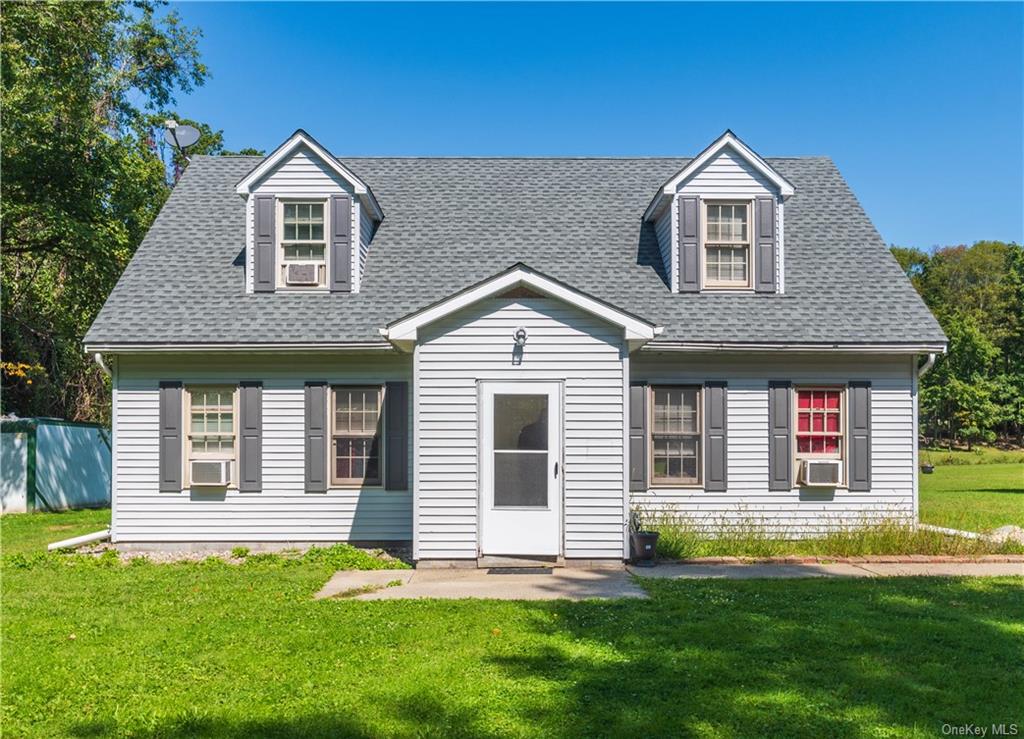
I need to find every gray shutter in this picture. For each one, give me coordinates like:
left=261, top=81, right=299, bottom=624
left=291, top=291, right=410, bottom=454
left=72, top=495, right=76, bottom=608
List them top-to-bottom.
left=330, top=194, right=352, bottom=292
left=253, top=195, right=275, bottom=292
left=678, top=197, right=700, bottom=292
left=754, top=197, right=776, bottom=293
left=158, top=381, right=182, bottom=492
left=768, top=381, right=792, bottom=491
left=848, top=381, right=872, bottom=491
left=238, top=382, right=262, bottom=493
left=304, top=382, right=328, bottom=493
left=384, top=382, right=409, bottom=490
left=704, top=382, right=727, bottom=492
left=629, top=383, right=648, bottom=491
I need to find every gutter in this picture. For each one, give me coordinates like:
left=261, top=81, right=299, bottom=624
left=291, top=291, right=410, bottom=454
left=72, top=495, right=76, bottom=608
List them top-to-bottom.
left=83, top=342, right=395, bottom=354
left=641, top=342, right=948, bottom=355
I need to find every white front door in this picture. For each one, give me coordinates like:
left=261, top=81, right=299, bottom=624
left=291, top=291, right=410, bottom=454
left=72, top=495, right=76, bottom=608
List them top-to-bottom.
left=479, top=381, right=561, bottom=556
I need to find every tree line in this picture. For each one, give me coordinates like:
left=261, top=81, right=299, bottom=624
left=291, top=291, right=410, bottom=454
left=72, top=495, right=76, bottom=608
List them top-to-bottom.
left=1, top=1, right=259, bottom=423
left=892, top=241, right=1024, bottom=448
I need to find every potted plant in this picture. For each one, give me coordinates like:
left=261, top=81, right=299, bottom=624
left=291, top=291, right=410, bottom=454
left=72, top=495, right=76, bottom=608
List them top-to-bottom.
left=630, top=507, right=660, bottom=566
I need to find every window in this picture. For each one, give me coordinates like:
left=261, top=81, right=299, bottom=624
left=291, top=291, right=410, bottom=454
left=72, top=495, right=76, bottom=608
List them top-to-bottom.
left=279, top=201, right=326, bottom=287
left=704, top=202, right=750, bottom=288
left=186, top=386, right=237, bottom=482
left=332, top=386, right=384, bottom=486
left=650, top=386, right=701, bottom=485
left=795, top=388, right=844, bottom=458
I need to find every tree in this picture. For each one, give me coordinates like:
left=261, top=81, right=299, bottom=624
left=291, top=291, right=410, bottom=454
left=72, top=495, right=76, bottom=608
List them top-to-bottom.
left=1, top=2, right=208, bottom=422
left=901, top=241, right=1024, bottom=447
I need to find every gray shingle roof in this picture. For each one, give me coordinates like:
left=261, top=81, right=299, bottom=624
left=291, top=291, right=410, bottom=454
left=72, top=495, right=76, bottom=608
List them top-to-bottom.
left=85, top=154, right=945, bottom=347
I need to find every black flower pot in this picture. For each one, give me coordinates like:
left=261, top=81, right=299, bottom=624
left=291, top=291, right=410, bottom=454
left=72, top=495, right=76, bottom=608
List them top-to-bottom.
left=921, top=464, right=935, bottom=474
left=630, top=531, right=660, bottom=566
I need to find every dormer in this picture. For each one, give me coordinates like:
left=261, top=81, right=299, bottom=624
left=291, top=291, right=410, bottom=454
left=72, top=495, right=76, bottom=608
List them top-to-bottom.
left=236, top=130, right=383, bottom=294
left=644, top=131, right=794, bottom=294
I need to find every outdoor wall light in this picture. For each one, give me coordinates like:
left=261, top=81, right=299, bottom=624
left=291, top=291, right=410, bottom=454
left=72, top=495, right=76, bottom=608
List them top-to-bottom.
left=513, top=327, right=528, bottom=347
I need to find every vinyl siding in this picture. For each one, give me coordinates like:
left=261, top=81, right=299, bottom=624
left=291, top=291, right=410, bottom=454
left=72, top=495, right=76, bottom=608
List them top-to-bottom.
left=245, top=146, right=359, bottom=293
left=670, top=146, right=783, bottom=293
left=357, top=200, right=375, bottom=293
left=654, top=207, right=675, bottom=292
left=416, top=297, right=627, bottom=560
left=111, top=353, right=412, bottom=543
left=631, top=353, right=916, bottom=535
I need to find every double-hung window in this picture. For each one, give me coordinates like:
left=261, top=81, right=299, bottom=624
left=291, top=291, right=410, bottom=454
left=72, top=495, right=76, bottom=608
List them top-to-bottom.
left=279, top=201, right=326, bottom=287
left=704, top=202, right=751, bottom=288
left=186, top=386, right=237, bottom=484
left=331, top=386, right=384, bottom=487
left=650, top=386, right=701, bottom=485
left=795, top=387, right=844, bottom=459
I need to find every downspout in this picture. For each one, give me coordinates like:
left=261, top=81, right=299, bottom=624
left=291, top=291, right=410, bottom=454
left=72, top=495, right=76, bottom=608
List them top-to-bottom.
left=93, top=352, right=111, bottom=377
left=917, top=352, right=937, bottom=378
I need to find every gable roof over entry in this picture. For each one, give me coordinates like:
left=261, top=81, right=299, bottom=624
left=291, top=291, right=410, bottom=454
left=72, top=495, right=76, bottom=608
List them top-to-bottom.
left=383, top=263, right=662, bottom=351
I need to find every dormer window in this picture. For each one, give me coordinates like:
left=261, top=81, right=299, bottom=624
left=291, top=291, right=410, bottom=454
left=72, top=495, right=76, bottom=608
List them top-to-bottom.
left=279, top=201, right=327, bottom=288
left=704, top=201, right=751, bottom=289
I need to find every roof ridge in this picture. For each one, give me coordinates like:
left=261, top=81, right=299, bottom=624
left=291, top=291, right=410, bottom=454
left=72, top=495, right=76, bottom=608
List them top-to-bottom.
left=193, top=154, right=831, bottom=161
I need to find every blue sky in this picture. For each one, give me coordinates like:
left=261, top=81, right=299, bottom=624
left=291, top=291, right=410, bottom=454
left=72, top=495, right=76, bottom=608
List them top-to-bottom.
left=171, top=2, right=1023, bottom=249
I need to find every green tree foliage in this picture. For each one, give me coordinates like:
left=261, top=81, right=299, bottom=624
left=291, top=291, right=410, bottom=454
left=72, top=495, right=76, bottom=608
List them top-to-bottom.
left=0, top=2, right=255, bottom=422
left=898, top=240, right=1024, bottom=446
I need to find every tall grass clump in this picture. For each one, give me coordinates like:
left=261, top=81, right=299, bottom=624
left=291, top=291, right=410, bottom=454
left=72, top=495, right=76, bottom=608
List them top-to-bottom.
left=646, top=510, right=1024, bottom=559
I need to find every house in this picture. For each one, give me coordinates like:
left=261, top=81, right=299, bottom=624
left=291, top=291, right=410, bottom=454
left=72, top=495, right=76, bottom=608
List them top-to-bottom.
left=84, top=129, right=946, bottom=564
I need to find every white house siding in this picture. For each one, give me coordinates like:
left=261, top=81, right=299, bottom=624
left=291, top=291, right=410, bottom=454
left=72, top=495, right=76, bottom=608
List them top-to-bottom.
left=245, top=146, right=360, bottom=294
left=671, top=146, right=784, bottom=293
left=356, top=201, right=375, bottom=294
left=653, top=208, right=675, bottom=292
left=415, top=297, right=627, bottom=561
left=111, top=353, right=412, bottom=544
left=631, top=353, right=916, bottom=536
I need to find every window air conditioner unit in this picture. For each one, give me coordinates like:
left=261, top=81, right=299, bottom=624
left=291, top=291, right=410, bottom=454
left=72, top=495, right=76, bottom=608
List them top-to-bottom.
left=286, top=263, right=319, bottom=286
left=801, top=459, right=842, bottom=487
left=190, top=460, right=230, bottom=487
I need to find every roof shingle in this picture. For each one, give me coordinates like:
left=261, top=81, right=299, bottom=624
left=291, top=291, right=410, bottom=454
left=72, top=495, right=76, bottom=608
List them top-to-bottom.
left=84, top=154, right=945, bottom=346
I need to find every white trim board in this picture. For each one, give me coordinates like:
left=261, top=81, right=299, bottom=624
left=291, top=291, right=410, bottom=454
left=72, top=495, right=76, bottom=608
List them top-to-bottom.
left=235, top=129, right=384, bottom=222
left=644, top=130, right=795, bottom=222
left=382, top=263, right=663, bottom=351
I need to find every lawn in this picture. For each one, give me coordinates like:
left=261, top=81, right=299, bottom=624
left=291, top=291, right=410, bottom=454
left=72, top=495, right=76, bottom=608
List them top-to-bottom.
left=919, top=462, right=1023, bottom=533
left=0, top=507, right=110, bottom=556
left=2, top=517, right=1023, bottom=737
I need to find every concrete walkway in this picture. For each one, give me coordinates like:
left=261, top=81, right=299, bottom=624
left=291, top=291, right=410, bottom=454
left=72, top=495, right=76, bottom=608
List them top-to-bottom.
left=315, top=560, right=1023, bottom=601
left=316, top=567, right=647, bottom=601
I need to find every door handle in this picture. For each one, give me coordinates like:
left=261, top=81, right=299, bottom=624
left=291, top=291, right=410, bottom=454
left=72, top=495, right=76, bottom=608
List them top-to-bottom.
left=554, top=461, right=559, bottom=478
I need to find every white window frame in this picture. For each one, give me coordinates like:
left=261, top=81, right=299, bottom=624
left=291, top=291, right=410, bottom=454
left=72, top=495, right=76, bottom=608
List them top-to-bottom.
left=276, top=198, right=329, bottom=289
left=701, top=200, right=753, bottom=290
left=184, top=385, right=239, bottom=487
left=330, top=385, right=386, bottom=488
left=649, top=385, right=703, bottom=487
left=793, top=385, right=847, bottom=484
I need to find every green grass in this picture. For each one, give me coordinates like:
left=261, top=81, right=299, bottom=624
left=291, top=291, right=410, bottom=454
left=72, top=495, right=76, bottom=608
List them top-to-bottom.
left=920, top=446, right=1024, bottom=466
left=919, top=463, right=1024, bottom=533
left=1, top=508, right=111, bottom=556
left=653, top=518, right=1024, bottom=559
left=3, top=543, right=1022, bottom=737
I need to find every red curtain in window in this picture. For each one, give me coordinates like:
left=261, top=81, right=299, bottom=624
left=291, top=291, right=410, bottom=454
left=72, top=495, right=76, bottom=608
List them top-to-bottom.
left=796, top=389, right=842, bottom=455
